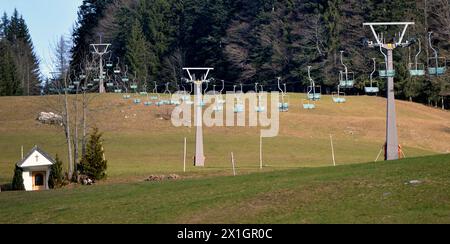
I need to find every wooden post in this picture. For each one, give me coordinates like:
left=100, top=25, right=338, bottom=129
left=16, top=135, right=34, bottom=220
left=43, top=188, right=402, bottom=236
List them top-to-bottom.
left=330, top=134, right=336, bottom=167
left=259, top=136, right=263, bottom=169
left=183, top=137, right=187, bottom=172
left=21, top=145, right=24, bottom=160
left=375, top=145, right=384, bottom=162
left=231, top=152, right=236, bottom=176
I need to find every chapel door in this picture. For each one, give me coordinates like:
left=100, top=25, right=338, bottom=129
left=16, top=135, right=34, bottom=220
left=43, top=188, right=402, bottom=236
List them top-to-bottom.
left=32, top=172, right=46, bottom=191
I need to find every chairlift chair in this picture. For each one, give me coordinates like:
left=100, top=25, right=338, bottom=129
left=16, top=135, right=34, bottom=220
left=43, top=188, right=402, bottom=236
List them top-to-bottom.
left=428, top=32, right=447, bottom=76
left=408, top=39, right=426, bottom=76
left=378, top=46, right=396, bottom=78
left=339, top=51, right=355, bottom=88
left=113, top=58, right=121, bottom=74
left=365, top=58, right=380, bottom=94
left=378, top=62, right=396, bottom=78
left=122, top=66, right=130, bottom=82
left=307, top=66, right=322, bottom=100
left=106, top=72, right=114, bottom=88
left=130, top=72, right=138, bottom=91
left=277, top=78, right=289, bottom=112
left=150, top=81, right=160, bottom=100
left=139, top=82, right=148, bottom=96
left=160, top=82, right=171, bottom=105
left=213, top=82, right=226, bottom=111
left=184, top=83, right=194, bottom=105
left=254, top=83, right=265, bottom=112
left=233, top=84, right=244, bottom=113
left=332, top=90, right=346, bottom=103
left=302, top=99, right=316, bottom=109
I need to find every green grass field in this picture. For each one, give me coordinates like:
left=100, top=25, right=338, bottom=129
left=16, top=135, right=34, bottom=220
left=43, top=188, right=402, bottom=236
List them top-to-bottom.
left=1, top=94, right=449, bottom=184
left=0, top=154, right=449, bottom=224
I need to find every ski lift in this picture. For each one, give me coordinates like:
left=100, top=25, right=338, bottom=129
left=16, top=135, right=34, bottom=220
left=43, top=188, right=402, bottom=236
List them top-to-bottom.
left=428, top=32, right=447, bottom=76
left=408, top=39, right=425, bottom=76
left=378, top=46, right=396, bottom=78
left=339, top=51, right=355, bottom=88
left=106, top=53, right=113, bottom=68
left=114, top=58, right=121, bottom=74
left=365, top=58, right=380, bottom=93
left=122, top=65, right=130, bottom=83
left=78, top=66, right=86, bottom=80
left=307, top=66, right=321, bottom=101
left=71, top=71, right=80, bottom=86
left=106, top=71, right=114, bottom=88
left=130, top=71, right=138, bottom=90
left=277, top=78, right=289, bottom=112
left=140, top=80, right=148, bottom=96
left=150, top=81, right=159, bottom=100
left=213, top=81, right=226, bottom=111
left=161, top=82, right=171, bottom=105
left=170, top=83, right=181, bottom=106
left=184, top=83, right=194, bottom=105
left=255, top=83, right=265, bottom=112
left=212, top=84, right=223, bottom=111
left=233, top=84, right=244, bottom=113
left=68, top=85, right=75, bottom=90
left=114, top=89, right=122, bottom=93
left=332, top=90, right=346, bottom=103
left=134, top=98, right=141, bottom=104
left=302, top=99, right=316, bottom=109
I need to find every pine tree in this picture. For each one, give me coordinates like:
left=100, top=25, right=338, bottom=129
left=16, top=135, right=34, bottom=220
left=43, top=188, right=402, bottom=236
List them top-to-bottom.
left=71, top=0, right=114, bottom=67
left=4, top=9, right=40, bottom=95
left=0, top=12, right=9, bottom=38
left=125, top=18, right=152, bottom=87
left=0, top=39, right=21, bottom=96
left=79, top=127, right=107, bottom=180
left=48, top=154, right=64, bottom=189
left=11, top=165, right=24, bottom=191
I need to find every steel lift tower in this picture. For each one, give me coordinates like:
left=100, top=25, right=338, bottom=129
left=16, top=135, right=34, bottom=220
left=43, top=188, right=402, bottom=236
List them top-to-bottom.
left=363, top=22, right=415, bottom=160
left=90, top=35, right=111, bottom=93
left=183, top=67, right=214, bottom=167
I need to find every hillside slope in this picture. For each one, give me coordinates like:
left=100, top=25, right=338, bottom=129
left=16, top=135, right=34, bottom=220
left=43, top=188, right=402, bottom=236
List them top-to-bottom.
left=0, top=94, right=449, bottom=184
left=0, top=154, right=449, bottom=224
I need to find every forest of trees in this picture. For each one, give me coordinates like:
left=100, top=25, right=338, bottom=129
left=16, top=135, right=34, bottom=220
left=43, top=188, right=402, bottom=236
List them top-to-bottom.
left=70, top=0, right=450, bottom=107
left=0, top=1, right=448, bottom=107
left=0, top=9, right=41, bottom=96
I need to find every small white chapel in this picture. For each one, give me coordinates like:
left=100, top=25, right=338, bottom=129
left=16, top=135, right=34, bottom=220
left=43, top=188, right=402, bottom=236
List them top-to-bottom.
left=16, top=146, right=55, bottom=191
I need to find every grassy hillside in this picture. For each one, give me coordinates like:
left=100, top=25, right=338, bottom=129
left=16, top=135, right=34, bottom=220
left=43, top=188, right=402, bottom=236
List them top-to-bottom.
left=0, top=94, right=449, bottom=184
left=0, top=154, right=449, bottom=224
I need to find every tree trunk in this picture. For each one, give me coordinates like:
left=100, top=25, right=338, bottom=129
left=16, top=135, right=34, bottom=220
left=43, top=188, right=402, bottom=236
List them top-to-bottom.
left=63, top=75, right=73, bottom=179
left=73, top=90, right=79, bottom=181
left=82, top=91, right=88, bottom=157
